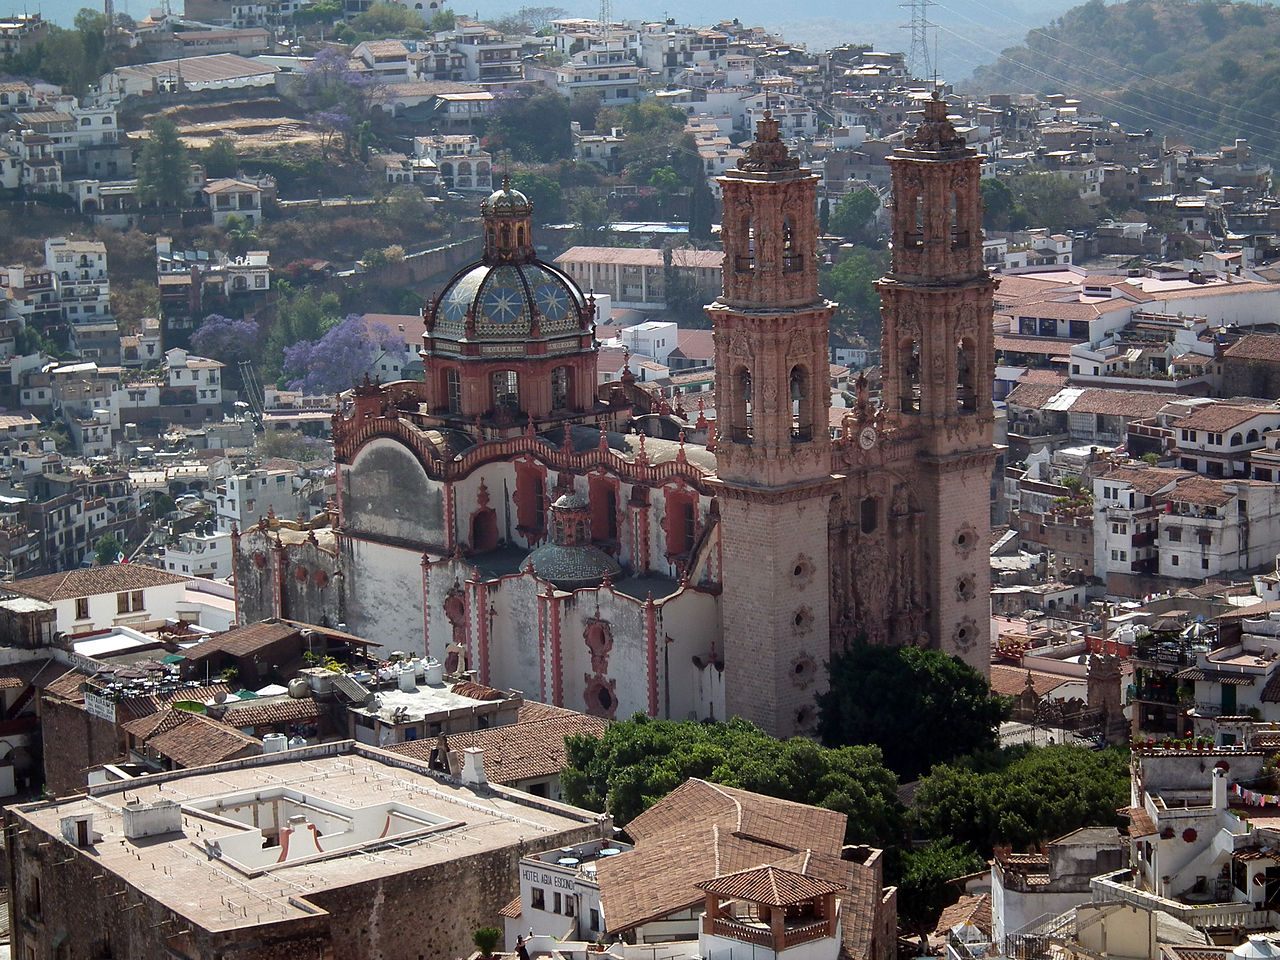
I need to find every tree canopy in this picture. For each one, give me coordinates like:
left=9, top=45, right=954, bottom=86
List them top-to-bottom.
left=0, top=8, right=109, bottom=94
left=484, top=91, right=572, bottom=162
left=135, top=117, right=190, bottom=208
left=828, top=189, right=881, bottom=244
left=818, top=246, right=890, bottom=345
left=192, top=314, right=261, bottom=367
left=281, top=314, right=401, bottom=394
left=94, top=533, right=124, bottom=566
left=817, top=644, right=1009, bottom=781
left=561, top=715, right=904, bottom=847
left=911, top=745, right=1130, bottom=853
left=896, top=840, right=985, bottom=941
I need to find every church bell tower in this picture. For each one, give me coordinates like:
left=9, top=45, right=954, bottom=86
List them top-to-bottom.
left=877, top=93, right=996, bottom=673
left=708, top=112, right=838, bottom=737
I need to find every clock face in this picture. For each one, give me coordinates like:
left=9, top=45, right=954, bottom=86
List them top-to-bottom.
left=534, top=281, right=571, bottom=323
left=859, top=426, right=877, bottom=450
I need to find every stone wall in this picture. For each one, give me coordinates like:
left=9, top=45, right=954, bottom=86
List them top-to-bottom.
left=40, top=696, right=120, bottom=797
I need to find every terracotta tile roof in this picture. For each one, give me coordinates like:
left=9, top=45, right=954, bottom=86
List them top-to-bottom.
left=994, top=334, right=1081, bottom=355
left=1224, top=334, right=1280, bottom=363
left=1003, top=381, right=1064, bottom=410
left=1068, top=389, right=1170, bottom=418
left=1173, top=403, right=1279, bottom=433
left=1101, top=464, right=1190, bottom=496
left=1169, top=475, right=1236, bottom=508
left=5, top=565, right=191, bottom=602
left=183, top=620, right=298, bottom=661
left=0, top=659, right=57, bottom=691
left=989, top=665, right=1068, bottom=698
left=44, top=667, right=90, bottom=702
left=221, top=697, right=323, bottom=727
left=515, top=700, right=579, bottom=722
left=122, top=706, right=191, bottom=740
left=145, top=713, right=260, bottom=768
left=387, top=713, right=607, bottom=783
left=599, top=780, right=849, bottom=932
left=1122, top=806, right=1157, bottom=837
left=696, top=864, right=843, bottom=905
left=934, top=893, right=992, bottom=937
left=498, top=896, right=522, bottom=919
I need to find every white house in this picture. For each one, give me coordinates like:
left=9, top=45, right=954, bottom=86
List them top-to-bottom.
left=2, top=565, right=193, bottom=634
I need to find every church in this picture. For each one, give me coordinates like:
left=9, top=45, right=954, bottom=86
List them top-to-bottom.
left=232, top=95, right=995, bottom=739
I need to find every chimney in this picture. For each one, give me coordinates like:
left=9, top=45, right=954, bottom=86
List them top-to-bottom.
left=461, top=746, right=486, bottom=786
left=1213, top=767, right=1227, bottom=810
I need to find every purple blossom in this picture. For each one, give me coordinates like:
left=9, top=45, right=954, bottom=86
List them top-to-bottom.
left=191, top=314, right=261, bottom=365
left=282, top=315, right=400, bottom=395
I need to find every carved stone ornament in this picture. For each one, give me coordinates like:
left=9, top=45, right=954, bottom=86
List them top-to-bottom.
left=954, top=523, right=978, bottom=558
left=792, top=554, right=815, bottom=587
left=956, top=574, right=976, bottom=602
left=953, top=617, right=979, bottom=653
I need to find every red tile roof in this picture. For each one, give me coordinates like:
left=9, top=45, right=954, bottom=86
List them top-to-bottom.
left=1224, top=334, right=1280, bottom=363
left=1173, top=402, right=1279, bottom=433
left=1169, top=476, right=1236, bottom=508
left=6, top=565, right=191, bottom=602
left=183, top=621, right=298, bottom=661
left=387, top=712, right=607, bottom=783
left=145, top=713, right=260, bottom=768
left=696, top=864, right=843, bottom=906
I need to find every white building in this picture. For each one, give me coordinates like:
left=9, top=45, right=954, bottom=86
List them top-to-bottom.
left=206, top=465, right=304, bottom=533
left=161, top=524, right=232, bottom=578
left=2, top=565, right=193, bottom=634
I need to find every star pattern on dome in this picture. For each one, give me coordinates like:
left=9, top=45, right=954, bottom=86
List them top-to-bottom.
left=535, top=282, right=570, bottom=322
left=482, top=285, right=524, bottom=324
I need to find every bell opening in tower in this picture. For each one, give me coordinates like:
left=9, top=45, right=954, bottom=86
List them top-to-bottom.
left=956, top=338, right=977, bottom=413
left=899, top=339, right=921, bottom=414
left=790, top=365, right=812, bottom=442
left=727, top=366, right=753, bottom=444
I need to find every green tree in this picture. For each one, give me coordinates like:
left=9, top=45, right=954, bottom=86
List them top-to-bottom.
left=294, top=0, right=342, bottom=25
left=352, top=1, right=423, bottom=35
left=428, top=7, right=457, bottom=30
left=484, top=91, right=572, bottom=162
left=598, top=100, right=688, bottom=185
left=136, top=117, right=191, bottom=209
left=202, top=137, right=239, bottom=179
left=512, top=173, right=564, bottom=223
left=1007, top=173, right=1093, bottom=234
left=687, top=175, right=716, bottom=242
left=981, top=178, right=1021, bottom=231
left=828, top=188, right=880, bottom=243
left=568, top=190, right=612, bottom=246
left=225, top=214, right=259, bottom=256
left=818, top=247, right=890, bottom=343
left=263, top=288, right=341, bottom=379
left=94, top=533, right=124, bottom=566
left=817, top=643, right=1008, bottom=781
left=562, top=715, right=904, bottom=847
left=912, top=745, right=1131, bottom=854
left=896, top=840, right=985, bottom=943
left=473, top=927, right=502, bottom=959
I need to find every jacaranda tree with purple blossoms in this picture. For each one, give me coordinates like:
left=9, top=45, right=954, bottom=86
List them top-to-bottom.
left=303, top=47, right=384, bottom=158
left=192, top=315, right=261, bottom=367
left=282, top=315, right=400, bottom=395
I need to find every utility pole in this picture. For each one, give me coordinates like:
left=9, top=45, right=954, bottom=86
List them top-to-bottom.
left=899, top=0, right=935, bottom=84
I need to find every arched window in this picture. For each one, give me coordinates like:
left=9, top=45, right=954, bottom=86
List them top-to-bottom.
left=736, top=215, right=754, bottom=273
left=782, top=216, right=800, bottom=273
left=956, top=338, right=977, bottom=413
left=901, top=340, right=921, bottom=413
left=790, top=365, right=811, bottom=441
left=551, top=366, right=571, bottom=410
left=729, top=366, right=752, bottom=443
left=444, top=368, right=461, bottom=413
left=492, top=370, right=519, bottom=410
left=1248, top=429, right=1260, bottom=444
left=1230, top=432, right=1244, bottom=447
left=860, top=497, right=878, bottom=534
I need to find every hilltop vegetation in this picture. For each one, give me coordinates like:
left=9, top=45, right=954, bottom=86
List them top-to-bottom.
left=968, top=0, right=1280, bottom=160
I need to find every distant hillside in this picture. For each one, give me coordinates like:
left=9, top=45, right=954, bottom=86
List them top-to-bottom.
left=967, top=0, right=1280, bottom=160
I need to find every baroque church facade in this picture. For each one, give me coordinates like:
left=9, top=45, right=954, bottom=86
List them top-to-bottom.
left=233, top=95, right=994, bottom=739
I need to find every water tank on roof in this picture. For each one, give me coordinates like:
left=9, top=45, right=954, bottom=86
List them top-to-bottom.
left=424, top=658, right=444, bottom=685
left=398, top=669, right=417, bottom=693
left=288, top=678, right=309, bottom=699
left=262, top=733, right=288, bottom=754
left=287, top=736, right=306, bottom=749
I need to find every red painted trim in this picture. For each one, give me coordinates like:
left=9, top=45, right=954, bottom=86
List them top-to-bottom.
left=443, top=482, right=456, bottom=553
left=536, top=590, right=549, bottom=702
left=549, top=591, right=562, bottom=706
left=645, top=597, right=658, bottom=716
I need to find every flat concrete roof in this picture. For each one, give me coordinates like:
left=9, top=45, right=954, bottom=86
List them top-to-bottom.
left=13, top=741, right=606, bottom=932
